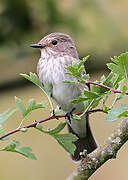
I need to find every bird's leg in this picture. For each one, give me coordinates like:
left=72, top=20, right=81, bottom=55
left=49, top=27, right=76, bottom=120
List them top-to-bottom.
left=65, top=107, right=76, bottom=124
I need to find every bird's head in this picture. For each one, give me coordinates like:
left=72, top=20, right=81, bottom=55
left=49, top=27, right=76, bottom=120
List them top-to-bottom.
left=30, top=32, right=78, bottom=59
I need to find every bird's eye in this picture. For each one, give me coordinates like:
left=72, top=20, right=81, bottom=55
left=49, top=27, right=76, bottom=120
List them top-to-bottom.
left=52, top=40, right=58, bottom=45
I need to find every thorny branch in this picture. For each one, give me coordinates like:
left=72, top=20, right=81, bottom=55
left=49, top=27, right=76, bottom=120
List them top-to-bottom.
left=66, top=118, right=128, bottom=180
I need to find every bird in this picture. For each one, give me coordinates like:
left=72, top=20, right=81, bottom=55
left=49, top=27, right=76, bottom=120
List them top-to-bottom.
left=30, top=32, right=97, bottom=161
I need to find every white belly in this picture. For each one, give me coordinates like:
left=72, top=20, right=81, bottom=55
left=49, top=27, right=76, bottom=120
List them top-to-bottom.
left=52, top=82, right=83, bottom=112
left=52, top=82, right=87, bottom=137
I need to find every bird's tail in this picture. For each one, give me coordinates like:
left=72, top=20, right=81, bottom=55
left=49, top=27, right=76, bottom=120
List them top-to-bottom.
left=67, top=115, right=97, bottom=161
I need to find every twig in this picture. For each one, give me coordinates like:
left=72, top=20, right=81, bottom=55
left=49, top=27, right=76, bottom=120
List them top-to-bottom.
left=86, top=80, right=128, bottom=95
left=0, top=108, right=104, bottom=140
left=0, top=114, right=63, bottom=140
left=67, top=118, right=128, bottom=180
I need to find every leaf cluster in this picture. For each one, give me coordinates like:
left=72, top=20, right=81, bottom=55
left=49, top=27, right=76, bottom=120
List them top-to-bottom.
left=64, top=53, right=128, bottom=120
left=0, top=96, right=47, bottom=159
left=15, top=96, right=46, bottom=127
left=1, top=140, right=37, bottom=160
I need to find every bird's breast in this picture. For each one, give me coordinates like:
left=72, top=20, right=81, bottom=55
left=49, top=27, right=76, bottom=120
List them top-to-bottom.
left=37, top=55, right=83, bottom=112
left=37, top=56, right=73, bottom=85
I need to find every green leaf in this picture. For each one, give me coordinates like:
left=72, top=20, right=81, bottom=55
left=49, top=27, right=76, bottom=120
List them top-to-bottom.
left=107, top=53, right=128, bottom=79
left=81, top=55, right=90, bottom=64
left=65, top=56, right=90, bottom=78
left=72, top=61, right=79, bottom=68
left=107, top=63, right=121, bottom=75
left=66, top=65, right=83, bottom=78
left=20, top=72, right=43, bottom=88
left=20, top=72, right=50, bottom=94
left=104, top=72, right=115, bottom=87
left=20, top=73, right=53, bottom=110
left=91, top=73, right=124, bottom=98
left=81, top=74, right=90, bottom=80
left=112, top=74, right=124, bottom=88
left=100, top=75, right=106, bottom=82
left=63, top=79, right=77, bottom=84
left=91, top=80, right=109, bottom=94
left=91, top=81, right=103, bottom=94
left=43, top=84, right=53, bottom=97
left=116, top=84, right=128, bottom=100
left=122, top=85, right=128, bottom=93
left=83, top=90, right=100, bottom=99
left=15, top=96, right=26, bottom=117
left=15, top=96, right=46, bottom=118
left=71, top=96, right=87, bottom=104
left=91, top=97, right=101, bottom=108
left=16, top=98, right=47, bottom=128
left=27, top=99, right=46, bottom=114
left=27, top=99, right=36, bottom=111
left=77, top=99, right=95, bottom=118
left=34, top=101, right=47, bottom=109
left=106, top=104, right=128, bottom=121
left=103, top=106, right=110, bottom=113
left=0, top=109, right=18, bottom=124
left=118, top=111, right=128, bottom=118
left=72, top=114, right=81, bottom=120
left=35, top=122, right=77, bottom=155
left=36, top=122, right=66, bottom=135
left=47, top=122, right=66, bottom=135
left=0, top=124, right=9, bottom=141
left=53, top=133, right=78, bottom=155
left=1, top=140, right=37, bottom=160
left=3, top=140, right=20, bottom=150
left=15, top=147, right=37, bottom=160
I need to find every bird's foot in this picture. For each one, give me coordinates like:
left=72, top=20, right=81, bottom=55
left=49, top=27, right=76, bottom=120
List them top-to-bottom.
left=65, top=108, right=76, bottom=124
left=50, top=109, right=58, bottom=119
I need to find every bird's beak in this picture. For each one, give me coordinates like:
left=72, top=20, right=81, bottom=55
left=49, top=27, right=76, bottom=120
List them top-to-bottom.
left=30, top=43, right=46, bottom=48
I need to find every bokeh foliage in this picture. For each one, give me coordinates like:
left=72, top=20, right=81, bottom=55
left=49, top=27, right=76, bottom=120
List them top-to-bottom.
left=0, top=0, right=128, bottom=84
left=0, top=0, right=81, bottom=45
left=0, top=0, right=32, bottom=44
left=1, top=0, right=128, bottom=54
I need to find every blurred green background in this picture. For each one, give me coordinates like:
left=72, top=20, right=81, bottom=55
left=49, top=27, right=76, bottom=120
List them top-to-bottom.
left=0, top=0, right=128, bottom=180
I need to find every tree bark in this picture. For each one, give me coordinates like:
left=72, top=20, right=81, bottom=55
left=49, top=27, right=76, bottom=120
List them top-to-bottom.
left=67, top=118, right=128, bottom=180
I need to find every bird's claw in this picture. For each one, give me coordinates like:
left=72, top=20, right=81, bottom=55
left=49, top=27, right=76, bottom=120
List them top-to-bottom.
left=65, top=108, right=76, bottom=124
left=50, top=109, right=59, bottom=120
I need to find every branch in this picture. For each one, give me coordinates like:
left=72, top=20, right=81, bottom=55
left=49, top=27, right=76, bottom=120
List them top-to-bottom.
left=86, top=80, right=128, bottom=95
left=0, top=108, right=103, bottom=140
left=0, top=114, right=63, bottom=140
left=67, top=118, right=128, bottom=180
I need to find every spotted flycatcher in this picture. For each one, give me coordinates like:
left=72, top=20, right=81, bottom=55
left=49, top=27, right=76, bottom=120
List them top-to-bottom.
left=30, top=32, right=97, bottom=161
